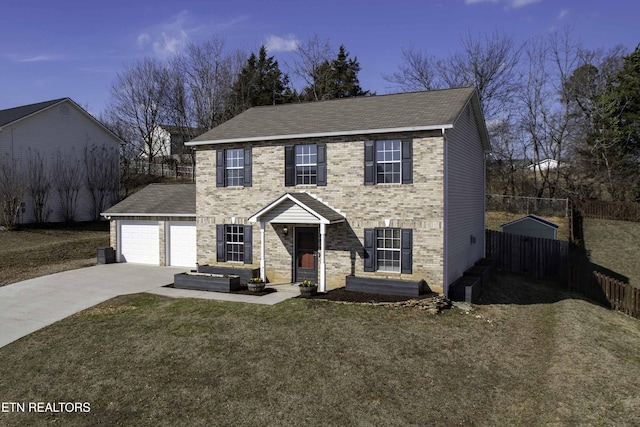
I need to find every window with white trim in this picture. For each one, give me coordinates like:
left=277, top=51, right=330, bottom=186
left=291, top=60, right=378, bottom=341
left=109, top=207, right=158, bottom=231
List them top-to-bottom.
left=375, top=140, right=401, bottom=184
left=295, top=144, right=317, bottom=185
left=225, top=149, right=244, bottom=187
left=226, top=225, right=244, bottom=262
left=364, top=227, right=412, bottom=274
left=376, top=228, right=401, bottom=272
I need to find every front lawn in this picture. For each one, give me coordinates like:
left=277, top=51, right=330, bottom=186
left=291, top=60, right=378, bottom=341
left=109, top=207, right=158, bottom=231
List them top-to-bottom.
left=0, top=222, right=109, bottom=286
left=0, top=273, right=639, bottom=426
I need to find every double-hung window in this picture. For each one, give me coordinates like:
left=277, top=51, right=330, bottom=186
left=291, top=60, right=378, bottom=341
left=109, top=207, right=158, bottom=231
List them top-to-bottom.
left=364, top=139, right=412, bottom=185
left=376, top=140, right=401, bottom=184
left=285, top=143, right=327, bottom=186
left=295, top=144, right=317, bottom=185
left=216, top=147, right=252, bottom=187
left=225, top=149, right=244, bottom=187
left=216, top=224, right=253, bottom=264
left=225, top=225, right=244, bottom=262
left=364, top=228, right=412, bottom=274
left=376, top=228, right=401, bottom=272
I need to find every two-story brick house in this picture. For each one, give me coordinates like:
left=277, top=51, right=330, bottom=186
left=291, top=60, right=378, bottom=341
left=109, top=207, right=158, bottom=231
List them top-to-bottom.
left=186, top=87, right=490, bottom=296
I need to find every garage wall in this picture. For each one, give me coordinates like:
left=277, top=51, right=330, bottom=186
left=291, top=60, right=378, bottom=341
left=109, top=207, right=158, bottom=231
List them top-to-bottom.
left=109, top=216, right=196, bottom=266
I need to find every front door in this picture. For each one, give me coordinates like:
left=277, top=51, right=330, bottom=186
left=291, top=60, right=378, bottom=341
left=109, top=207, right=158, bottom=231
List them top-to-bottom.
left=295, top=227, right=318, bottom=283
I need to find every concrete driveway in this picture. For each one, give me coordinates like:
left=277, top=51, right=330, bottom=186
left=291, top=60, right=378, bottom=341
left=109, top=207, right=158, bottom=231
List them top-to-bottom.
left=0, top=264, right=186, bottom=349
left=0, top=264, right=299, bottom=349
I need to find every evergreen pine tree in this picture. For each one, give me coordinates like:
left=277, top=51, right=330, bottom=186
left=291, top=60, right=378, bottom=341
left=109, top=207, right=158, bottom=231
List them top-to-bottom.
left=229, top=45, right=290, bottom=115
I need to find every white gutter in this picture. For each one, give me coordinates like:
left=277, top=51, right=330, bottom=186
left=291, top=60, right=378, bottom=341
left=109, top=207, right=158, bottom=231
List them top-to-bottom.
left=186, top=124, right=454, bottom=146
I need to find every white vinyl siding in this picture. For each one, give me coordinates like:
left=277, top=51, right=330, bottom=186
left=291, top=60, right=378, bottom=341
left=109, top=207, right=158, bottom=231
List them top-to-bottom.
left=260, top=199, right=321, bottom=224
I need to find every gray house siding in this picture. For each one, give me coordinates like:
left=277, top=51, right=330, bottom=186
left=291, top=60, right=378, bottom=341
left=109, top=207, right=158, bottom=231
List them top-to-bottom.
left=445, top=101, right=486, bottom=293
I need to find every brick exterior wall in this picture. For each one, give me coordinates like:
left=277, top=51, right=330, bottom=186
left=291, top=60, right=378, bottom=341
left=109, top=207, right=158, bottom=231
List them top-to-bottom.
left=196, top=131, right=448, bottom=293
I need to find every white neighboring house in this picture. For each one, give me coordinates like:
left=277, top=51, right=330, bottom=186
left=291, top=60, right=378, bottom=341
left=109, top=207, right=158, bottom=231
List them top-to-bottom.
left=0, top=98, right=122, bottom=224
left=141, top=125, right=197, bottom=161
left=528, top=159, right=560, bottom=171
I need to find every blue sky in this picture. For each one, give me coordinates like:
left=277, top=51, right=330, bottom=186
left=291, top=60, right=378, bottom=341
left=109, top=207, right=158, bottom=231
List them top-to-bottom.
left=1, top=0, right=638, bottom=117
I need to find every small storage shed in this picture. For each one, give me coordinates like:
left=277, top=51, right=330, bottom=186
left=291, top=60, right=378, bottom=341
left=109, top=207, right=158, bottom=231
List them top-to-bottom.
left=102, top=183, right=196, bottom=267
left=500, top=214, right=559, bottom=240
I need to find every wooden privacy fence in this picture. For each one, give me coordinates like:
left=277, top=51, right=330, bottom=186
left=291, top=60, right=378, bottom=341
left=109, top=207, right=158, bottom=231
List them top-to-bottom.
left=577, top=200, right=640, bottom=222
left=485, top=230, right=569, bottom=279
left=569, top=264, right=640, bottom=319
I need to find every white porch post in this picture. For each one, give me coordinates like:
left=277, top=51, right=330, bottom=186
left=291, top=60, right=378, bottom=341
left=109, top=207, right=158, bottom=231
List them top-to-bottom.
left=260, top=221, right=266, bottom=282
left=319, top=223, right=326, bottom=292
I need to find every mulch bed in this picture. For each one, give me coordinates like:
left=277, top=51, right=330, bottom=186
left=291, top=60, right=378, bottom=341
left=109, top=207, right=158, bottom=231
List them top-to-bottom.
left=306, top=287, right=439, bottom=303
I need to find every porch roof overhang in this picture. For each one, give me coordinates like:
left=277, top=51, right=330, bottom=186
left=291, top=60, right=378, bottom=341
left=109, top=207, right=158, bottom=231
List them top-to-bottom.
left=248, top=192, right=346, bottom=225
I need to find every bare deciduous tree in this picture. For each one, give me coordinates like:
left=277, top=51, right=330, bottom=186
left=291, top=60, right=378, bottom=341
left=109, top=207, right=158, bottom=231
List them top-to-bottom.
left=517, top=28, right=582, bottom=198
left=437, top=30, right=522, bottom=122
left=291, top=34, right=334, bottom=101
left=173, top=36, right=245, bottom=132
left=383, top=44, right=442, bottom=92
left=107, top=58, right=172, bottom=169
left=85, top=144, right=119, bottom=220
left=26, top=149, right=52, bottom=223
left=54, top=149, right=83, bottom=222
left=0, top=155, right=24, bottom=229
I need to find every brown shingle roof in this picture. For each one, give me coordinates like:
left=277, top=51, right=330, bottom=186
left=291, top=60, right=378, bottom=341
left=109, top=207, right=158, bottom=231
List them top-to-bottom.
left=189, top=87, right=480, bottom=145
left=103, top=183, right=195, bottom=217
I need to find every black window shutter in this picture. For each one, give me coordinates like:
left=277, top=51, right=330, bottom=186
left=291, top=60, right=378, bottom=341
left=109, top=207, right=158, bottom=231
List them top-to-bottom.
left=402, top=139, right=413, bottom=184
left=364, top=141, right=375, bottom=185
left=317, top=143, right=327, bottom=186
left=284, top=145, right=295, bottom=187
left=244, top=146, right=252, bottom=187
left=216, top=149, right=225, bottom=187
left=216, top=224, right=226, bottom=262
left=243, top=225, right=253, bottom=264
left=364, top=228, right=375, bottom=272
left=401, top=228, right=413, bottom=274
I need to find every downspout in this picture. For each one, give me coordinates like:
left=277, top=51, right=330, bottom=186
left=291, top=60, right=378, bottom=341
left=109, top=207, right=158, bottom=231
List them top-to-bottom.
left=442, top=128, right=449, bottom=297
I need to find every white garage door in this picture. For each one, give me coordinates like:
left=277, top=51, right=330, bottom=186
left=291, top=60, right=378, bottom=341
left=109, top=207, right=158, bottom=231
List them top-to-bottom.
left=118, top=221, right=160, bottom=264
left=167, top=222, right=197, bottom=267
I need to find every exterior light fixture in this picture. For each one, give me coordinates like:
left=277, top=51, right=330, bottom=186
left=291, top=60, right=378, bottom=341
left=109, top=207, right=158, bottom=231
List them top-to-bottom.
left=283, top=226, right=288, bottom=236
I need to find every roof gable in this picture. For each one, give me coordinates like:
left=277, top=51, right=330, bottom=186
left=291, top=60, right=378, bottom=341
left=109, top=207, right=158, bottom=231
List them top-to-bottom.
left=189, top=87, right=485, bottom=146
left=0, top=98, right=67, bottom=127
left=0, top=98, right=123, bottom=144
left=249, top=192, right=345, bottom=224
left=500, top=214, right=559, bottom=229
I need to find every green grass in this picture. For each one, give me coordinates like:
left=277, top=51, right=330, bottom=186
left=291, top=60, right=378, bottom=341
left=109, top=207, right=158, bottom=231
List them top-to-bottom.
left=582, top=218, right=640, bottom=286
left=0, top=222, right=109, bottom=286
left=1, top=273, right=639, bottom=426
